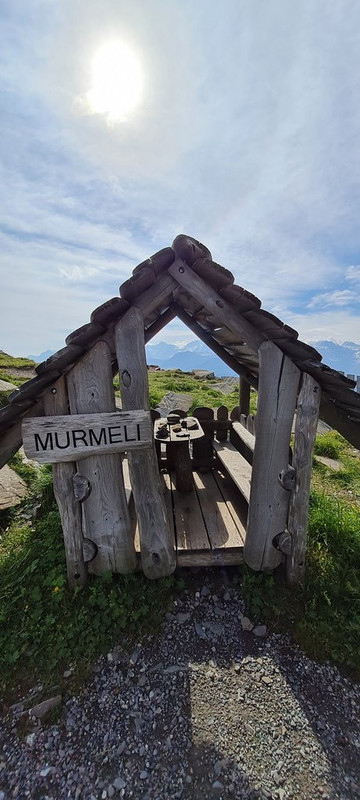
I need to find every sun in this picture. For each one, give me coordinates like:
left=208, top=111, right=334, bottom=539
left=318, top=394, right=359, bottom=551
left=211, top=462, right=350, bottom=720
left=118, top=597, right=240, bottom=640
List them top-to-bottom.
left=87, top=40, right=143, bottom=123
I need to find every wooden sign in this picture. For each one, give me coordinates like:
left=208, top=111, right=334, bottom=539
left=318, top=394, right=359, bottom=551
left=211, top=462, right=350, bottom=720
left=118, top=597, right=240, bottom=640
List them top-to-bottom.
left=22, top=410, right=152, bottom=464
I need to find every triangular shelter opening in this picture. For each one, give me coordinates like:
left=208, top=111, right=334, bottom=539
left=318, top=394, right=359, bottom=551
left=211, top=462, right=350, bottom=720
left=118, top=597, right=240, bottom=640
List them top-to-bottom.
left=1, top=235, right=359, bottom=590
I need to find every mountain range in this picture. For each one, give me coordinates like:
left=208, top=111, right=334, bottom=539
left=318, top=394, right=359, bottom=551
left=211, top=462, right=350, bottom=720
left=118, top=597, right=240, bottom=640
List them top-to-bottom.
left=27, top=340, right=360, bottom=379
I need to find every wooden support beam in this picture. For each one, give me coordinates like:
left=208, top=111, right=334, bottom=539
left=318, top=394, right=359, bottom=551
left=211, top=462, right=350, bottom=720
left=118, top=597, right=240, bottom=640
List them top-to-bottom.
left=169, top=261, right=264, bottom=352
left=130, top=270, right=178, bottom=324
left=173, top=304, right=258, bottom=388
left=144, top=305, right=177, bottom=343
left=115, top=307, right=176, bottom=579
left=67, top=341, right=136, bottom=575
left=244, top=341, right=300, bottom=571
left=287, top=374, right=321, bottom=586
left=43, top=377, right=87, bottom=590
left=239, top=377, right=251, bottom=416
left=319, top=395, right=360, bottom=449
left=0, top=400, right=44, bottom=469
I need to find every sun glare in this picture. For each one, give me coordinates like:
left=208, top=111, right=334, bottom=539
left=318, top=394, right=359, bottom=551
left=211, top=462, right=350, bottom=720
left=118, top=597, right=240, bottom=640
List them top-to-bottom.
left=87, top=40, right=143, bottom=123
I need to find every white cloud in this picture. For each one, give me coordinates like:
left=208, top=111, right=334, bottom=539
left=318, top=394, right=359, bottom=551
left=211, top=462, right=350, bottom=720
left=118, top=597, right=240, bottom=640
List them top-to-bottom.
left=2, top=0, right=360, bottom=354
left=345, top=265, right=360, bottom=283
left=307, top=290, right=358, bottom=309
left=284, top=310, right=360, bottom=345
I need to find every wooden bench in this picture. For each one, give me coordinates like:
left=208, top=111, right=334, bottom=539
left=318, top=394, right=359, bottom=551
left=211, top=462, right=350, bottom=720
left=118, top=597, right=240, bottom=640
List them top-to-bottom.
left=230, top=421, right=255, bottom=465
left=212, top=439, right=252, bottom=504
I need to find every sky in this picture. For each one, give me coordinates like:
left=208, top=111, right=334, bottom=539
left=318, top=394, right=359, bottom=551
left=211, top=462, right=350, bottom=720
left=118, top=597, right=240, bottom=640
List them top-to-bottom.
left=1, top=0, right=360, bottom=357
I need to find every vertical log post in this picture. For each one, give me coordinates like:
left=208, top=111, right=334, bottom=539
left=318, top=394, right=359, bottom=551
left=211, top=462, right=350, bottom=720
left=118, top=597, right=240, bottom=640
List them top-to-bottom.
left=115, top=308, right=176, bottom=579
left=67, top=341, right=136, bottom=575
left=244, top=341, right=300, bottom=571
left=287, top=374, right=321, bottom=586
left=43, top=377, right=87, bottom=590
left=239, top=377, right=251, bottom=417
left=216, top=405, right=228, bottom=442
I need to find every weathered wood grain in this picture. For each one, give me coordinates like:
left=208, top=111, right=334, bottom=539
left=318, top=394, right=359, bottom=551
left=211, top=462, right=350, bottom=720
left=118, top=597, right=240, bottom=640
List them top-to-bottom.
left=169, top=262, right=263, bottom=352
left=129, top=270, right=178, bottom=324
left=174, top=304, right=258, bottom=386
left=144, top=305, right=176, bottom=342
left=115, top=307, right=176, bottom=578
left=67, top=341, right=136, bottom=575
left=244, top=341, right=300, bottom=571
left=287, top=373, right=321, bottom=586
left=43, top=377, right=87, bottom=590
left=239, top=378, right=251, bottom=416
left=319, top=395, right=360, bottom=450
left=0, top=400, right=44, bottom=469
left=192, top=407, right=215, bottom=468
left=22, top=410, right=152, bottom=463
left=230, top=421, right=255, bottom=465
left=213, top=440, right=252, bottom=503
left=212, top=468, right=247, bottom=546
left=193, top=471, right=242, bottom=549
left=170, top=472, right=210, bottom=552
left=176, top=548, right=244, bottom=567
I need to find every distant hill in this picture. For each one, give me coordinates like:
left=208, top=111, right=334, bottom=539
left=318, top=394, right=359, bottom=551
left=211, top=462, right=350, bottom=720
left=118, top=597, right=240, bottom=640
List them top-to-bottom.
left=27, top=350, right=55, bottom=364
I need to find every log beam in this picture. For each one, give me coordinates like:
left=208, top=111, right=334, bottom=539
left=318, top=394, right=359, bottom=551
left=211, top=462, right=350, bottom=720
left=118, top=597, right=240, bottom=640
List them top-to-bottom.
left=169, top=261, right=264, bottom=352
left=173, top=304, right=258, bottom=388
left=115, top=308, right=176, bottom=579
left=67, top=341, right=136, bottom=575
left=244, top=341, right=300, bottom=571
left=287, top=374, right=321, bottom=586
left=43, top=377, right=87, bottom=590
left=239, top=377, right=251, bottom=416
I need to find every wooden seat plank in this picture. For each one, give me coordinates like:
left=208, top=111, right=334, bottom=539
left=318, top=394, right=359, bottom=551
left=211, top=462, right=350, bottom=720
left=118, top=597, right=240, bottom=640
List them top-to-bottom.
left=230, top=421, right=255, bottom=465
left=213, top=440, right=251, bottom=503
left=193, top=471, right=244, bottom=549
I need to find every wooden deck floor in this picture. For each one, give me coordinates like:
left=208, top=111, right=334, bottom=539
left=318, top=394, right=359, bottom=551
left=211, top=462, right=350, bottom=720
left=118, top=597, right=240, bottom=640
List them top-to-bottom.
left=123, top=459, right=246, bottom=568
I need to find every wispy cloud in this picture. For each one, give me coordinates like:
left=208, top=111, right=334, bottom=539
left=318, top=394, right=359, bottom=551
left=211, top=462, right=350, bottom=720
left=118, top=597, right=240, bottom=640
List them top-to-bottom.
left=1, top=0, right=360, bottom=354
left=345, top=265, right=360, bottom=283
left=307, top=290, right=358, bottom=309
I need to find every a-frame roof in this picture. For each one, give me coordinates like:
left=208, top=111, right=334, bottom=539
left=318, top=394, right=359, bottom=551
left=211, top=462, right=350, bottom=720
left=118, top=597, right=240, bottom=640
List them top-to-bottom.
left=1, top=234, right=360, bottom=449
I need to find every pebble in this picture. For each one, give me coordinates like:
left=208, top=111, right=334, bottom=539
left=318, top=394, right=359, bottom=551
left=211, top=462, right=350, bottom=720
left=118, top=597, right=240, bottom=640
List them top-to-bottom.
left=1, top=575, right=359, bottom=800
left=241, top=616, right=254, bottom=631
left=253, top=624, right=267, bottom=637
left=29, top=694, right=62, bottom=718
left=113, top=777, right=126, bottom=790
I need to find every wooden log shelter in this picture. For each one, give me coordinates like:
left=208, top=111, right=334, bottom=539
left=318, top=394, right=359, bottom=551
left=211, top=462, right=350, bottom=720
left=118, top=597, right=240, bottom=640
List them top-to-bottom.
left=1, top=234, right=359, bottom=589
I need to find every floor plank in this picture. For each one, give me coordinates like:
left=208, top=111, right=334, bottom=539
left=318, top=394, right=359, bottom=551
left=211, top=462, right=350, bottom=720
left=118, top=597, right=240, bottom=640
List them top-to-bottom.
left=212, top=468, right=247, bottom=546
left=193, top=471, right=244, bottom=550
left=170, top=473, right=211, bottom=552
left=177, top=549, right=244, bottom=567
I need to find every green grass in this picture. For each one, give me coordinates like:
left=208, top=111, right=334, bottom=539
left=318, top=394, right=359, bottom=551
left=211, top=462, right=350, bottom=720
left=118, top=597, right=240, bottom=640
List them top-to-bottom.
left=0, top=354, right=35, bottom=369
left=145, top=369, right=257, bottom=415
left=1, top=379, right=359, bottom=695
left=313, top=430, right=346, bottom=459
left=238, top=459, right=360, bottom=678
left=0, top=466, right=179, bottom=699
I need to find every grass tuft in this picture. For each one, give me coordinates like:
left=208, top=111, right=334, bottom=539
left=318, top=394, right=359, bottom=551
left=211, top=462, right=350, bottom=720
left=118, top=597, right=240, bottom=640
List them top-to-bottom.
left=238, top=488, right=360, bottom=677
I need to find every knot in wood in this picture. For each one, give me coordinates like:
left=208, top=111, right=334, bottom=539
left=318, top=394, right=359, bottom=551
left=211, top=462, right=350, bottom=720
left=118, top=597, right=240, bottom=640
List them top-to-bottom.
left=121, top=370, right=132, bottom=388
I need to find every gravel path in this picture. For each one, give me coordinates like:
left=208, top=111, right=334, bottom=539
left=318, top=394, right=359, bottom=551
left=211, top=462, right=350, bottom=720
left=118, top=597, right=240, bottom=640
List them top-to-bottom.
left=1, top=571, right=360, bottom=800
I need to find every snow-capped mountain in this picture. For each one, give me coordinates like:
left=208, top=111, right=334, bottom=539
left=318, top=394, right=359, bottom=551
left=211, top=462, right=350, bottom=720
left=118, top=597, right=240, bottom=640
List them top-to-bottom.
left=26, top=339, right=360, bottom=379
left=146, top=339, right=360, bottom=378
left=145, top=340, right=235, bottom=376
left=308, top=341, right=360, bottom=376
